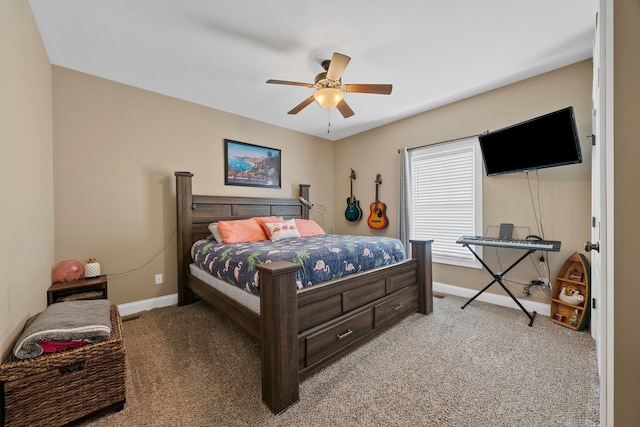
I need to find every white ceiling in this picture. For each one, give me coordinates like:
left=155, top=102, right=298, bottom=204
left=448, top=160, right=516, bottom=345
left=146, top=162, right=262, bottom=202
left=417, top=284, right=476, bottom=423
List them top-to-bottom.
left=29, top=0, right=597, bottom=141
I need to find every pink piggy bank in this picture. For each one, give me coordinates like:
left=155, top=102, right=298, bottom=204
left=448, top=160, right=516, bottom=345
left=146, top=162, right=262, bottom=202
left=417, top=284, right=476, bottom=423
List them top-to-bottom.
left=52, top=260, right=85, bottom=282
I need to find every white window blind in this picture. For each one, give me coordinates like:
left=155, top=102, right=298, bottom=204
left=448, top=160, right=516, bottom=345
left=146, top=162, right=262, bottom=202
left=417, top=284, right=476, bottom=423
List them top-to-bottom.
left=410, top=136, right=482, bottom=268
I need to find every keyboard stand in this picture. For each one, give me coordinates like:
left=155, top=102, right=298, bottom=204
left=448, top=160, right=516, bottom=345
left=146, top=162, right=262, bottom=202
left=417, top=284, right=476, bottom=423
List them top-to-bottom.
left=460, top=243, right=537, bottom=326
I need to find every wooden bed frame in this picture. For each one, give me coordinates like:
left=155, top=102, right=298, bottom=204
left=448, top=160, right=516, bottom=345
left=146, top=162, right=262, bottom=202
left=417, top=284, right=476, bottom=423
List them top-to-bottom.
left=175, top=171, right=433, bottom=414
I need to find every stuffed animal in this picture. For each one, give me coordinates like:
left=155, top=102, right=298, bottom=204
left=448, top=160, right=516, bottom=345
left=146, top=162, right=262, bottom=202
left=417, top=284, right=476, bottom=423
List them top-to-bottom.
left=52, top=260, right=85, bottom=282
left=559, top=286, right=585, bottom=305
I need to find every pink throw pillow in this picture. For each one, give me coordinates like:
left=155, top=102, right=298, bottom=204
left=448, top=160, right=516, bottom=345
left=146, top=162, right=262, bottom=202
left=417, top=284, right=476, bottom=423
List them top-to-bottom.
left=217, top=219, right=268, bottom=243
left=295, top=219, right=326, bottom=237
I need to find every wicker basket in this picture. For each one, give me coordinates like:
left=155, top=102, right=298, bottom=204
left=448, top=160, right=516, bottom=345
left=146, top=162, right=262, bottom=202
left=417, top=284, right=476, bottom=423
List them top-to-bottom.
left=0, top=305, right=126, bottom=427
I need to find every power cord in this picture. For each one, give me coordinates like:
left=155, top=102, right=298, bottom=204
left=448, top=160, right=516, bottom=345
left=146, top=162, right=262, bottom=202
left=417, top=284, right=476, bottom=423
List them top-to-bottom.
left=526, top=170, right=545, bottom=239
left=107, top=228, right=177, bottom=277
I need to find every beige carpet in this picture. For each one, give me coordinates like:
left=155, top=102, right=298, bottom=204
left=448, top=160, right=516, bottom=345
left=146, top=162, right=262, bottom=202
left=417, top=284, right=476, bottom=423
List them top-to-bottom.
left=80, top=295, right=599, bottom=426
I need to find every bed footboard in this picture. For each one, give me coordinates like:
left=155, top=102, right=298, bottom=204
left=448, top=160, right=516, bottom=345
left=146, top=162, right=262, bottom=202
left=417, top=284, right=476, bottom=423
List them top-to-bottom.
left=255, top=240, right=432, bottom=414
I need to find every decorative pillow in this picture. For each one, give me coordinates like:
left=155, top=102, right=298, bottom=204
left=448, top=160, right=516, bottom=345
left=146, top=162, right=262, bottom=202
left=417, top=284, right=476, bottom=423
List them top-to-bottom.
left=265, top=218, right=301, bottom=241
left=217, top=219, right=268, bottom=244
left=295, top=219, right=326, bottom=237
left=207, top=222, right=224, bottom=242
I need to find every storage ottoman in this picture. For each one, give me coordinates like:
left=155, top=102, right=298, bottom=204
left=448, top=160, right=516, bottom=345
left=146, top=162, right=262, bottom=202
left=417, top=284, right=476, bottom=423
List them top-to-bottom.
left=0, top=305, right=125, bottom=427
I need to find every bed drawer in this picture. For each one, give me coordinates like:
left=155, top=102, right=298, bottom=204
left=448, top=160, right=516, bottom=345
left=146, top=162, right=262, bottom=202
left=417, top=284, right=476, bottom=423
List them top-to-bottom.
left=385, top=267, right=417, bottom=294
left=341, top=278, right=386, bottom=312
left=374, top=286, right=418, bottom=329
left=304, top=308, right=374, bottom=367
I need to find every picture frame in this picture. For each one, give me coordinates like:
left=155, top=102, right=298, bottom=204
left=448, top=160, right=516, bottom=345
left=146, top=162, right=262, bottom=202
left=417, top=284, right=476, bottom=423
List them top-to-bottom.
left=224, top=139, right=281, bottom=188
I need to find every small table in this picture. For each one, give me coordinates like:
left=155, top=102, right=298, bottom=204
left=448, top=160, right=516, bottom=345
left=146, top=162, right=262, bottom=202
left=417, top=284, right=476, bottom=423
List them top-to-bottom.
left=47, top=274, right=108, bottom=305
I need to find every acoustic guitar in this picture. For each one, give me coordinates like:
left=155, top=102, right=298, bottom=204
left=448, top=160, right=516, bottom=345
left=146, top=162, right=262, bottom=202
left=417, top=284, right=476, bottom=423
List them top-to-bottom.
left=344, top=168, right=363, bottom=222
left=367, top=174, right=389, bottom=229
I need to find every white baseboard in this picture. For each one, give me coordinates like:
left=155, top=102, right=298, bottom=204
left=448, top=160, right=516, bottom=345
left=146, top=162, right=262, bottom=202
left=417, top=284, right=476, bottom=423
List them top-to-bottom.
left=434, top=282, right=550, bottom=317
left=116, top=284, right=550, bottom=318
left=117, top=293, right=178, bottom=317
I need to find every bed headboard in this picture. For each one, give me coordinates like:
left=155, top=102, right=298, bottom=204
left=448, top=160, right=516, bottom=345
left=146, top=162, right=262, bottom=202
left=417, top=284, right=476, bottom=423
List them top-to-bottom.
left=174, top=171, right=310, bottom=304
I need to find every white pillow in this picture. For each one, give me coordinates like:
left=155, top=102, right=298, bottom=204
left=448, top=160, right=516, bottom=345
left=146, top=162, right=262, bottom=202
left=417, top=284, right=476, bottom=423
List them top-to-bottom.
left=265, top=218, right=301, bottom=241
left=208, top=222, right=223, bottom=242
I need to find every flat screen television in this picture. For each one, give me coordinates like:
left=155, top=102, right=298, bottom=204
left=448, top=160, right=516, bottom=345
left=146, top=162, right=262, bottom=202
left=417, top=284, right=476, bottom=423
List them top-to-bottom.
left=478, top=106, right=582, bottom=176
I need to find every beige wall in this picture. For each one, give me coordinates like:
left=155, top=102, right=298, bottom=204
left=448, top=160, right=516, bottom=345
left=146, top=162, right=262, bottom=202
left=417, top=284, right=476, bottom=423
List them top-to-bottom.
left=0, top=1, right=54, bottom=359
left=614, top=1, right=640, bottom=424
left=334, top=61, right=593, bottom=305
left=52, top=67, right=334, bottom=305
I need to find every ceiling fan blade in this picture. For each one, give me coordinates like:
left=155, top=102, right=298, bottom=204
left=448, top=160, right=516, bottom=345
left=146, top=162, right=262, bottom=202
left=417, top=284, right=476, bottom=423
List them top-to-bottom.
left=326, top=52, right=351, bottom=81
left=266, top=79, right=314, bottom=88
left=343, top=83, right=392, bottom=95
left=287, top=95, right=315, bottom=115
left=336, top=99, right=355, bottom=118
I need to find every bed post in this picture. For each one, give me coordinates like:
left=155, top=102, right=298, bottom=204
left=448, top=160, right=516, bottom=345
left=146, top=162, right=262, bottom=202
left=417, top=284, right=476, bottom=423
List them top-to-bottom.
left=175, top=172, right=195, bottom=306
left=299, top=184, right=310, bottom=219
left=411, top=240, right=434, bottom=314
left=256, top=261, right=301, bottom=414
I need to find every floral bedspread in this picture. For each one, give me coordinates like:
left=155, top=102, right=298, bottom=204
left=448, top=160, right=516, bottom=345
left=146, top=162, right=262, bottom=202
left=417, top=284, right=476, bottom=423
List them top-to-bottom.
left=191, top=235, right=406, bottom=295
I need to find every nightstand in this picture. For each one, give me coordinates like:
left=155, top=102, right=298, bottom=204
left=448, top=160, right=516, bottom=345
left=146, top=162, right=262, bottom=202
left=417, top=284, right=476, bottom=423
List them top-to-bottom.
left=47, top=274, right=108, bottom=305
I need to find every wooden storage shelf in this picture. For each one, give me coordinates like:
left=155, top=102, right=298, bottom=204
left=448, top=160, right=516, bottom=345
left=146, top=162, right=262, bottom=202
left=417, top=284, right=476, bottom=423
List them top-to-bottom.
left=550, top=253, right=590, bottom=331
left=47, top=275, right=108, bottom=305
left=555, top=277, right=586, bottom=287
left=550, top=298, right=585, bottom=310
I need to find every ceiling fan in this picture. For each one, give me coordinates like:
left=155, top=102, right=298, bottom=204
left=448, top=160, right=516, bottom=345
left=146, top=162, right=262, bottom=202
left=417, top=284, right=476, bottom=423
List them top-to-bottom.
left=266, top=52, right=392, bottom=118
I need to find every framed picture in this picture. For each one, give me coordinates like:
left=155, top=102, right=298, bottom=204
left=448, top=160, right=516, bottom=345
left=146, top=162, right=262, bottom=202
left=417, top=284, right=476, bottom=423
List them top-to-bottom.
left=224, top=139, right=281, bottom=188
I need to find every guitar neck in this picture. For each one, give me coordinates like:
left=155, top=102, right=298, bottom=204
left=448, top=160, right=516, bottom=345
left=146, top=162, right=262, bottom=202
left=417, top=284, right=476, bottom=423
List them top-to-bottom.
left=350, top=179, right=354, bottom=201
left=374, top=184, right=379, bottom=207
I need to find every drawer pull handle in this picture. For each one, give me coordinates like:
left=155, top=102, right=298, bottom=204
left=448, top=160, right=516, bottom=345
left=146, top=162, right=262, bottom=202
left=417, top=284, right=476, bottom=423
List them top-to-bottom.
left=393, top=304, right=404, bottom=311
left=336, top=329, right=353, bottom=340
left=59, top=361, right=84, bottom=376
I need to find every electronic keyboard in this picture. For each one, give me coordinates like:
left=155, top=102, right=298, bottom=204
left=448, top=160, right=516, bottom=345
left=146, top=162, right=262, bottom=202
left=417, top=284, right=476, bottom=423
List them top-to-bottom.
left=456, top=235, right=561, bottom=252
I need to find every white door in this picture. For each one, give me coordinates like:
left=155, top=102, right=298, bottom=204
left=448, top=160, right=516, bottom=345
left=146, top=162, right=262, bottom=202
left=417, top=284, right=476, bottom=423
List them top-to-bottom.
left=590, top=5, right=610, bottom=424
left=590, top=10, right=604, bottom=361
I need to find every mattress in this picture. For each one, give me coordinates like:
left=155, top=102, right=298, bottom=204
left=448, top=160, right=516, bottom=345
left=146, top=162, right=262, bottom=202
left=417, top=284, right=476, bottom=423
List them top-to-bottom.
left=189, top=264, right=260, bottom=314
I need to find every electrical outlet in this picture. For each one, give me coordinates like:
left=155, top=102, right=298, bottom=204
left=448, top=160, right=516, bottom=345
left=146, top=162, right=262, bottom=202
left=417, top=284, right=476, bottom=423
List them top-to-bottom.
left=155, top=274, right=163, bottom=285
left=538, top=277, right=548, bottom=287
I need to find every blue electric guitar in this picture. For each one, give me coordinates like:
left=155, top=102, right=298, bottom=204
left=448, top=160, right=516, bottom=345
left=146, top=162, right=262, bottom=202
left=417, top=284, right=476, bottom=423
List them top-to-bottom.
left=344, top=169, right=363, bottom=222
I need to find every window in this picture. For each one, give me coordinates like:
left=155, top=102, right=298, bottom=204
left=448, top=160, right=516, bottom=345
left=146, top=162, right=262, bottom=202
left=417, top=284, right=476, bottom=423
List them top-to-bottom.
left=410, top=136, right=483, bottom=268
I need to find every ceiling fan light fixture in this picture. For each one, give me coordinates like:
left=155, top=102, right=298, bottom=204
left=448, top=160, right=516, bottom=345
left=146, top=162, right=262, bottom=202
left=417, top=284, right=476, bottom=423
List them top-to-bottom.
left=314, top=88, right=344, bottom=110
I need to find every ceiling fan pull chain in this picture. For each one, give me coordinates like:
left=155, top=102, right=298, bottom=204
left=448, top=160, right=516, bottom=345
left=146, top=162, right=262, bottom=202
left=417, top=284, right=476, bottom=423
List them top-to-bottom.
left=327, top=109, right=331, bottom=134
